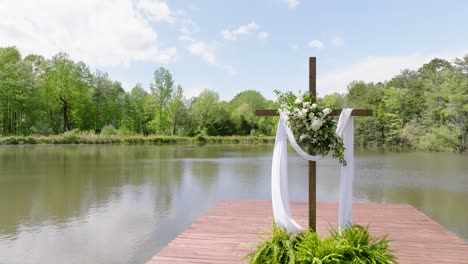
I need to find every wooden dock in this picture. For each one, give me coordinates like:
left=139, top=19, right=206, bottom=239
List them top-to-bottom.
left=147, top=200, right=468, bottom=264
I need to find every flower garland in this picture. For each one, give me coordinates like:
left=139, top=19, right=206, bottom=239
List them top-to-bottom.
left=275, top=90, right=346, bottom=166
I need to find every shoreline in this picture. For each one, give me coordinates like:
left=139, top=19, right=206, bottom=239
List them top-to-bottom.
left=0, top=135, right=276, bottom=145
left=1, top=135, right=465, bottom=153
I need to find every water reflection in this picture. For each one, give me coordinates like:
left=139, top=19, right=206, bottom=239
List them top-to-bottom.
left=0, top=145, right=466, bottom=264
left=0, top=185, right=157, bottom=264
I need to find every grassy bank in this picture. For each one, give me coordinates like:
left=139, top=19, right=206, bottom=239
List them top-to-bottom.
left=0, top=132, right=275, bottom=145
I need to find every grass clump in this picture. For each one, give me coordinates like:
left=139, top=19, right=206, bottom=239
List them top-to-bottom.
left=62, top=129, right=81, bottom=143
left=245, top=224, right=396, bottom=264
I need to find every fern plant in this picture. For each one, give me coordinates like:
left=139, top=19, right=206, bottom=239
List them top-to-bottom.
left=244, top=224, right=396, bottom=264
left=244, top=224, right=300, bottom=264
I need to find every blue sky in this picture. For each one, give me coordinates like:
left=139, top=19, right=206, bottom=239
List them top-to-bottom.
left=1, top=0, right=468, bottom=100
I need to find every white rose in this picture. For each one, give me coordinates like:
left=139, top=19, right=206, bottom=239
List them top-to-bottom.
left=295, top=97, right=303, bottom=104
left=303, top=102, right=311, bottom=108
left=311, top=103, right=317, bottom=109
left=297, top=108, right=308, bottom=119
left=323, top=108, right=332, bottom=116
left=308, top=112, right=315, bottom=119
left=311, top=119, right=323, bottom=131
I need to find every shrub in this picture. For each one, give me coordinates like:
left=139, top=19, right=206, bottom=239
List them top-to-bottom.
left=101, top=125, right=117, bottom=136
left=417, top=126, right=462, bottom=152
left=117, top=127, right=134, bottom=136
left=62, top=129, right=81, bottom=143
left=195, top=134, right=207, bottom=144
left=25, top=136, right=37, bottom=144
left=245, top=224, right=396, bottom=264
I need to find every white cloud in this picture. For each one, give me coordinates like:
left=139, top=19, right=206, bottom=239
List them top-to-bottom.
left=0, top=0, right=177, bottom=67
left=138, top=0, right=174, bottom=23
left=284, top=0, right=299, bottom=9
left=179, top=18, right=200, bottom=35
left=221, top=21, right=260, bottom=40
left=257, top=31, right=269, bottom=40
left=179, top=34, right=235, bottom=74
left=179, top=35, right=195, bottom=42
left=331, top=35, right=344, bottom=48
left=308, top=40, right=325, bottom=49
left=187, top=41, right=217, bottom=65
left=290, top=43, right=300, bottom=50
left=318, top=49, right=468, bottom=95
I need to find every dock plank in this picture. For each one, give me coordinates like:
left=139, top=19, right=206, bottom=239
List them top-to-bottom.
left=147, top=200, right=468, bottom=264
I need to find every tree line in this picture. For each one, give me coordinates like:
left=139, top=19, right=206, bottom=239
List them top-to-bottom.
left=0, top=46, right=466, bottom=152
left=0, top=46, right=277, bottom=138
left=323, top=57, right=467, bottom=152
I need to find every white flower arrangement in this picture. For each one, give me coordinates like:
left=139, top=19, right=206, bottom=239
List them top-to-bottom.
left=275, top=90, right=346, bottom=165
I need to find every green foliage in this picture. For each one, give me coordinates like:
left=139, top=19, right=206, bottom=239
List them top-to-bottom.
left=0, top=46, right=466, bottom=152
left=345, top=58, right=467, bottom=152
left=151, top=67, right=174, bottom=134
left=276, top=90, right=346, bottom=165
left=321, top=93, right=345, bottom=108
left=100, top=124, right=117, bottom=136
left=417, top=126, right=462, bottom=152
left=116, top=127, right=134, bottom=136
left=62, top=129, right=81, bottom=143
left=0, top=133, right=273, bottom=145
left=195, top=134, right=207, bottom=144
left=245, top=224, right=396, bottom=264
left=246, top=224, right=299, bottom=264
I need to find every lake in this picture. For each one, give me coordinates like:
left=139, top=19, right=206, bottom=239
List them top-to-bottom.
left=0, top=144, right=467, bottom=264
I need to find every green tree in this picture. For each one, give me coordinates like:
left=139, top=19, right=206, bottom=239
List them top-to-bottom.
left=0, top=47, right=37, bottom=135
left=42, top=52, right=91, bottom=132
left=451, top=56, right=468, bottom=150
left=150, top=67, right=174, bottom=134
left=91, top=70, right=109, bottom=132
left=102, top=81, right=125, bottom=129
left=345, top=81, right=383, bottom=147
left=125, top=83, right=148, bottom=134
left=169, top=85, right=187, bottom=135
left=378, top=86, right=408, bottom=145
left=190, top=89, right=221, bottom=135
left=228, top=90, right=268, bottom=135
left=321, top=92, right=345, bottom=108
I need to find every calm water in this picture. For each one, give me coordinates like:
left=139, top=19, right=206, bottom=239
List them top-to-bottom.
left=0, top=145, right=467, bottom=264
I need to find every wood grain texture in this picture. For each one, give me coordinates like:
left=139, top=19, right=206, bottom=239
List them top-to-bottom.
left=308, top=57, right=317, bottom=231
left=147, top=200, right=468, bottom=264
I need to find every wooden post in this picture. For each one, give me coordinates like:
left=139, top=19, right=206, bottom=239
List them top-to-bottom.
left=255, top=57, right=373, bottom=231
left=308, top=57, right=317, bottom=230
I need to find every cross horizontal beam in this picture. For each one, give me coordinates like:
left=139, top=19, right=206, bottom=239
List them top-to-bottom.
left=255, top=109, right=373, bottom=117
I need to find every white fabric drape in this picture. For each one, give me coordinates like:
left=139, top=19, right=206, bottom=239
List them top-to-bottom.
left=271, top=109, right=354, bottom=233
left=335, top=109, right=354, bottom=231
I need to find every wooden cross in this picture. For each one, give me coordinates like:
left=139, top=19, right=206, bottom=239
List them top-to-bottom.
left=255, top=57, right=373, bottom=231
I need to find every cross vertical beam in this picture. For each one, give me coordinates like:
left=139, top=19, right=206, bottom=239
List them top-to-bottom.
left=308, top=57, right=317, bottom=231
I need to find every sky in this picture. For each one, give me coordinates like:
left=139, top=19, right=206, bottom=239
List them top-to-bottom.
left=1, top=0, right=468, bottom=101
